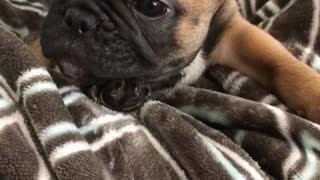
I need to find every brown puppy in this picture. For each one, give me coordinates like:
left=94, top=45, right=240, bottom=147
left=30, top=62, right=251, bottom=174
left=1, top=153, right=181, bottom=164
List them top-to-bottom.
left=35, top=0, right=320, bottom=123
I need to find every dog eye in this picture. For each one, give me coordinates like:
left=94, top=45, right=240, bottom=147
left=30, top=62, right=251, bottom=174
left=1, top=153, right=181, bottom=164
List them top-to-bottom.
left=134, top=0, right=168, bottom=18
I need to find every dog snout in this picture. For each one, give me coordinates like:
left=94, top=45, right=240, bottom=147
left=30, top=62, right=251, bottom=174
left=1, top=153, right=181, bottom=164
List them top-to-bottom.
left=64, top=8, right=99, bottom=34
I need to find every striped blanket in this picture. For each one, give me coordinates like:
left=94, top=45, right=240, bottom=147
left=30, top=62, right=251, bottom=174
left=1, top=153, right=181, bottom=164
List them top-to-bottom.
left=0, top=0, right=320, bottom=179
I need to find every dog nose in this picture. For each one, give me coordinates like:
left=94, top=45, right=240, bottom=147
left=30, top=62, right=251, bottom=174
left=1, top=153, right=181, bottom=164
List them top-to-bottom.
left=64, top=8, right=98, bottom=34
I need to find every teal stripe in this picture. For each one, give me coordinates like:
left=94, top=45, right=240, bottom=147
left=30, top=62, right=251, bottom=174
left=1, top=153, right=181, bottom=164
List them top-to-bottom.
left=311, top=55, right=320, bottom=72
left=23, top=81, right=58, bottom=103
left=0, top=85, right=12, bottom=100
left=0, top=98, right=13, bottom=110
left=179, top=106, right=230, bottom=126
left=79, top=114, right=130, bottom=135
left=40, top=122, right=79, bottom=144
left=234, top=130, right=247, bottom=145
left=293, top=132, right=320, bottom=180
left=200, top=134, right=246, bottom=180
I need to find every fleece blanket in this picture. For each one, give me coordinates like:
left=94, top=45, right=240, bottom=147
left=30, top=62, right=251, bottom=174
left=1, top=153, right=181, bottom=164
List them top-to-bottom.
left=0, top=0, right=320, bottom=179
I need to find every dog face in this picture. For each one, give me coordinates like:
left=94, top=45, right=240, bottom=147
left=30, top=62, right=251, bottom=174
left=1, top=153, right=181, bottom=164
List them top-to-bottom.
left=41, top=0, right=223, bottom=85
left=41, top=0, right=224, bottom=110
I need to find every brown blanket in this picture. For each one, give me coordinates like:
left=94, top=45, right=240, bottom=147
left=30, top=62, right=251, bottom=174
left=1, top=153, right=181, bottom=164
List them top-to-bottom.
left=0, top=0, right=320, bottom=179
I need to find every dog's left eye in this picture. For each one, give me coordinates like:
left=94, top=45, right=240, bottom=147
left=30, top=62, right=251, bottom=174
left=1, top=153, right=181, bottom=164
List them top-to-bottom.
left=134, top=0, right=168, bottom=18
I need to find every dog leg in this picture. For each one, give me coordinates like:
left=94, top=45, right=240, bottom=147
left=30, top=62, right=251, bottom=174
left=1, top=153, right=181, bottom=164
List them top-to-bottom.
left=209, top=13, right=320, bottom=123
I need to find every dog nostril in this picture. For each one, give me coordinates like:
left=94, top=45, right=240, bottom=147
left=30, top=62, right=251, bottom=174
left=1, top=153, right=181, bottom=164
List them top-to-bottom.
left=64, top=8, right=98, bottom=34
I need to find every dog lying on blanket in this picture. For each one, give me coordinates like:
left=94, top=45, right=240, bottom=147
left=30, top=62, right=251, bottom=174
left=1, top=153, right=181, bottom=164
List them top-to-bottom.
left=32, top=0, right=320, bottom=123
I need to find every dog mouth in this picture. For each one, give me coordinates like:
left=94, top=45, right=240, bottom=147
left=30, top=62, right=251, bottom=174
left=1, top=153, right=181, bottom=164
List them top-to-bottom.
left=53, top=53, right=194, bottom=112
left=51, top=61, right=151, bottom=112
left=81, top=71, right=182, bottom=112
left=83, top=79, right=151, bottom=112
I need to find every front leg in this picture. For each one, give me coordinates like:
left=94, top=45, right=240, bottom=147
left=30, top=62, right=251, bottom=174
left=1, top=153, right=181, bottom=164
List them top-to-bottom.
left=208, top=13, right=320, bottom=123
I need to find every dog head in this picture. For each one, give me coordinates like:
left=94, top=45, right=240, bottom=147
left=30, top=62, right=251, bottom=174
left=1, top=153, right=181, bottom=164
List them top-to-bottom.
left=41, top=0, right=225, bottom=111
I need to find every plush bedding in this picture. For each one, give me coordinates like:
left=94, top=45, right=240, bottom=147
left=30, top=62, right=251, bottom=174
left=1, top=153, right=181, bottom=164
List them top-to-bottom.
left=0, top=0, right=320, bottom=179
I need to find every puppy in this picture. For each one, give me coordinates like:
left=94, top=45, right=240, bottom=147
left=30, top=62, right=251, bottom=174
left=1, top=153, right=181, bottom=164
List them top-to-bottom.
left=37, top=0, right=320, bottom=123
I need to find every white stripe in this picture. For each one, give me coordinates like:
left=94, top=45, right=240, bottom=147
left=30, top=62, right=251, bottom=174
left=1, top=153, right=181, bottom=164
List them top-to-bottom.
left=5, top=0, right=48, bottom=16
left=10, top=0, right=28, bottom=2
left=11, top=0, right=46, bottom=9
left=238, top=0, right=248, bottom=18
left=249, top=0, right=256, bottom=14
left=263, top=0, right=297, bottom=31
left=301, top=0, right=320, bottom=62
left=265, top=1, right=281, bottom=15
left=256, top=10, right=268, bottom=20
left=0, top=19, right=30, bottom=39
left=294, top=43, right=312, bottom=64
left=302, top=48, right=315, bottom=63
left=310, top=53, right=320, bottom=72
left=17, top=68, right=50, bottom=96
left=223, top=72, right=240, bottom=90
left=0, top=75, right=18, bottom=101
left=229, top=76, right=248, bottom=95
left=0, top=77, right=15, bottom=113
left=22, top=81, right=58, bottom=103
left=0, top=85, right=13, bottom=102
left=58, top=86, right=79, bottom=95
left=63, top=92, right=86, bottom=106
left=259, top=95, right=277, bottom=104
left=0, top=99, right=14, bottom=110
left=140, top=100, right=162, bottom=118
left=276, top=104, right=288, bottom=111
left=265, top=105, right=302, bottom=179
left=1, top=109, right=51, bottom=179
left=0, top=110, right=51, bottom=179
left=0, top=111, right=21, bottom=133
left=79, top=113, right=132, bottom=135
left=40, top=122, right=79, bottom=144
left=91, top=124, right=188, bottom=180
left=91, top=124, right=139, bottom=151
left=139, top=126, right=188, bottom=180
left=234, top=130, right=247, bottom=145
left=293, top=132, right=320, bottom=180
left=200, top=135, right=247, bottom=180
left=208, top=137, right=265, bottom=180
left=50, top=141, right=90, bottom=165
left=37, top=161, right=51, bottom=180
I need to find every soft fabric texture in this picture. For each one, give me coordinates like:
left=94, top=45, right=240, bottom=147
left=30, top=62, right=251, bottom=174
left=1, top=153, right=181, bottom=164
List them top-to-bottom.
left=0, top=0, right=320, bottom=179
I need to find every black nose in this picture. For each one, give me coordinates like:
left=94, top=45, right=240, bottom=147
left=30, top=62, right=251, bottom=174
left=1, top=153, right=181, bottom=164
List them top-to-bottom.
left=64, top=8, right=98, bottom=34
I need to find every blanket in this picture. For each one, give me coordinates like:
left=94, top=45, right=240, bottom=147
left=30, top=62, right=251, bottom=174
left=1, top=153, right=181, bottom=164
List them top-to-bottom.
left=0, top=0, right=320, bottom=179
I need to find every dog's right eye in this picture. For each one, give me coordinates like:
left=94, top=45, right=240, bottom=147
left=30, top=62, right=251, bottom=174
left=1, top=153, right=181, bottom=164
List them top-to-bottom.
left=133, top=0, right=168, bottom=18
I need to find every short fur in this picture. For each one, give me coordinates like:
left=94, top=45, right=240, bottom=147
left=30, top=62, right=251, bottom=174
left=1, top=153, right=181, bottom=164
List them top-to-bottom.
left=37, top=0, right=320, bottom=123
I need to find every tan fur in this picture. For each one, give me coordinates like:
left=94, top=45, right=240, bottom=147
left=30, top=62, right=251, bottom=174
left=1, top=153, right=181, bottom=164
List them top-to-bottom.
left=33, top=0, right=320, bottom=123
left=173, top=0, right=224, bottom=57
left=173, top=0, right=320, bottom=123
left=209, top=12, right=320, bottom=123
left=29, top=37, right=55, bottom=68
